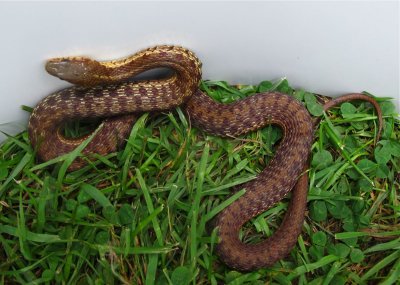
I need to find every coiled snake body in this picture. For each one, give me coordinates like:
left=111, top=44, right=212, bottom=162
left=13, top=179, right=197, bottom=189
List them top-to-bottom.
left=28, top=45, right=382, bottom=271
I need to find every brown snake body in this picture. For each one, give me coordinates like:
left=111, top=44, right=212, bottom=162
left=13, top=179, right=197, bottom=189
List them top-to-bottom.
left=28, top=45, right=383, bottom=271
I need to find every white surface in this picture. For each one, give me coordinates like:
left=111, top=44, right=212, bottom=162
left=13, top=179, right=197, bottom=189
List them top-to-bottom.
left=0, top=1, right=398, bottom=141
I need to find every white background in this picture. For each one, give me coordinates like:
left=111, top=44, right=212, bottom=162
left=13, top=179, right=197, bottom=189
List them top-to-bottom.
left=0, top=1, right=398, bottom=141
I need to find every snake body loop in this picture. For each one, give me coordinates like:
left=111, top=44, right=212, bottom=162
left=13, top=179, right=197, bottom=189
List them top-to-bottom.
left=28, top=45, right=382, bottom=271
left=29, top=46, right=202, bottom=169
left=186, top=91, right=314, bottom=269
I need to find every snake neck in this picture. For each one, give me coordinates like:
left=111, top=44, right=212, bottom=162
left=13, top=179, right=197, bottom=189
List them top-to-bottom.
left=47, top=45, right=202, bottom=89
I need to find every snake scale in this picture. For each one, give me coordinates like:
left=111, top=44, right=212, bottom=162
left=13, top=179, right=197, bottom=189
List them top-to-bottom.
left=28, top=45, right=383, bottom=271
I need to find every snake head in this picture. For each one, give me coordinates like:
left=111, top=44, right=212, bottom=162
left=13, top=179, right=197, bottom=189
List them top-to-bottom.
left=46, top=57, right=100, bottom=86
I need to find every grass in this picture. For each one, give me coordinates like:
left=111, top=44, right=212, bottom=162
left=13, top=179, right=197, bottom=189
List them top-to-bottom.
left=0, top=78, right=399, bottom=284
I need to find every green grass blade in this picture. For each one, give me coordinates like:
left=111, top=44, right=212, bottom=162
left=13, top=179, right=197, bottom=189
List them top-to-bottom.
left=0, top=152, right=32, bottom=196
left=80, top=183, right=112, bottom=208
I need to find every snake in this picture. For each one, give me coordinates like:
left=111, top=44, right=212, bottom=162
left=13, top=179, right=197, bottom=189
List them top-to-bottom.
left=28, top=45, right=383, bottom=271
